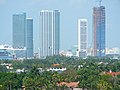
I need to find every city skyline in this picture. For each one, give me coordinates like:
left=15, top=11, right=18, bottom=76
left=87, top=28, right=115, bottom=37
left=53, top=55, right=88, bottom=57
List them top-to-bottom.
left=0, top=0, right=120, bottom=52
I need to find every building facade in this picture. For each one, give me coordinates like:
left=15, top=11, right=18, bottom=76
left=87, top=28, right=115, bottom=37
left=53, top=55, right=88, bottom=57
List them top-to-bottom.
left=93, top=6, right=105, bottom=57
left=39, top=10, right=60, bottom=58
left=13, top=13, right=33, bottom=58
left=13, top=13, right=26, bottom=48
left=26, top=18, right=33, bottom=58
left=78, top=19, right=88, bottom=58
left=0, top=45, right=13, bottom=60
left=0, top=45, right=26, bottom=60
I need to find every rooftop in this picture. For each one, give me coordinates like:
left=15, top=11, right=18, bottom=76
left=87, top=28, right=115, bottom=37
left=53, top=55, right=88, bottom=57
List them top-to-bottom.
left=105, top=71, right=120, bottom=76
left=58, top=82, right=79, bottom=88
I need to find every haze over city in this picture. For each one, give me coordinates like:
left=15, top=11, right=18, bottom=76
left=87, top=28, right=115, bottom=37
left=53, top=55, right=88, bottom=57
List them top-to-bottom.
left=0, top=0, right=120, bottom=52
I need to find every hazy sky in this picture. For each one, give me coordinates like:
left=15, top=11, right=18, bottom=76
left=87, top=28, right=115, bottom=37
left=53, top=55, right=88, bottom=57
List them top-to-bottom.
left=0, top=0, right=120, bottom=52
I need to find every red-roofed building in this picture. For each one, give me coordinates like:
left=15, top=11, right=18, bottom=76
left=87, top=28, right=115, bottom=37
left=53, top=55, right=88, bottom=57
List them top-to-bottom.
left=52, top=64, right=60, bottom=67
left=105, top=71, right=120, bottom=76
left=58, top=82, right=79, bottom=88
left=58, top=82, right=86, bottom=90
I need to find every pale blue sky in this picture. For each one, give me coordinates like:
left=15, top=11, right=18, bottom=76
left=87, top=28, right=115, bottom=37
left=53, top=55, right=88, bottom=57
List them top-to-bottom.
left=0, top=0, right=120, bottom=52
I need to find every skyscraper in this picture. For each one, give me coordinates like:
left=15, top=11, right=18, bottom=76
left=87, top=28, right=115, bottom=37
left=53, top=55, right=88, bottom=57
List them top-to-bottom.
left=93, top=6, right=105, bottom=57
left=39, top=10, right=60, bottom=58
left=13, top=13, right=33, bottom=58
left=13, top=13, right=26, bottom=48
left=13, top=13, right=26, bottom=58
left=26, top=18, right=33, bottom=58
left=77, top=19, right=88, bottom=58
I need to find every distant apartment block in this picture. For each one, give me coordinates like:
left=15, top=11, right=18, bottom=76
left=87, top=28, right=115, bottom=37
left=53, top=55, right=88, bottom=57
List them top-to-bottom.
left=77, top=19, right=88, bottom=58
left=106, top=48, right=120, bottom=59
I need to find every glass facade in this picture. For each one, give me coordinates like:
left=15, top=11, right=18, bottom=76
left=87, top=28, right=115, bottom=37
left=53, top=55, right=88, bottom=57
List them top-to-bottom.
left=93, top=6, right=105, bottom=57
left=39, top=10, right=60, bottom=58
left=13, top=13, right=33, bottom=58
left=13, top=13, right=26, bottom=48
left=13, top=13, right=26, bottom=58
left=26, top=19, right=33, bottom=58
left=0, top=49, right=13, bottom=60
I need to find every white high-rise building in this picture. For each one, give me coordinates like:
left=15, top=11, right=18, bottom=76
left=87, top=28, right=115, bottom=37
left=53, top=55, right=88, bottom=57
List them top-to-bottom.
left=39, top=10, right=60, bottom=58
left=77, top=19, right=88, bottom=58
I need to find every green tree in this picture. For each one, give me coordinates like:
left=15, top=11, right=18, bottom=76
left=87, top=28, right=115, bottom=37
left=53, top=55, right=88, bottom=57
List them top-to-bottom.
left=77, top=63, right=100, bottom=90
left=0, top=65, right=8, bottom=72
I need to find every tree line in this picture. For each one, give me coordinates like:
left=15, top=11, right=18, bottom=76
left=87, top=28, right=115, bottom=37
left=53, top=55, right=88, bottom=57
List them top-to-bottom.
left=0, top=56, right=120, bottom=90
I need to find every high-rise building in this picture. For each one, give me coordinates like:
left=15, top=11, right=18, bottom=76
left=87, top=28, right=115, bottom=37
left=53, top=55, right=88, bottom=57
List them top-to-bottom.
left=93, top=6, right=105, bottom=57
left=39, top=10, right=60, bottom=58
left=13, top=13, right=33, bottom=58
left=13, top=13, right=26, bottom=48
left=13, top=13, right=26, bottom=58
left=26, top=18, right=33, bottom=58
left=77, top=19, right=88, bottom=58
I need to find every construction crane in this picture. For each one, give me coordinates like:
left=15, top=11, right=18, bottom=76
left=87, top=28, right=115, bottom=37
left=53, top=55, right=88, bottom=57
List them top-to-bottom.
left=96, top=0, right=102, bottom=6
left=98, top=0, right=102, bottom=6
left=99, top=0, right=102, bottom=6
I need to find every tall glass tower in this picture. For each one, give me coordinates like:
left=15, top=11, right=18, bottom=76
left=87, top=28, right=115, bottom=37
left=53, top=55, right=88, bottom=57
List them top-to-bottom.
left=93, top=6, right=105, bottom=57
left=39, top=10, right=60, bottom=58
left=13, top=13, right=26, bottom=48
left=13, top=13, right=33, bottom=58
left=26, top=18, right=33, bottom=58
